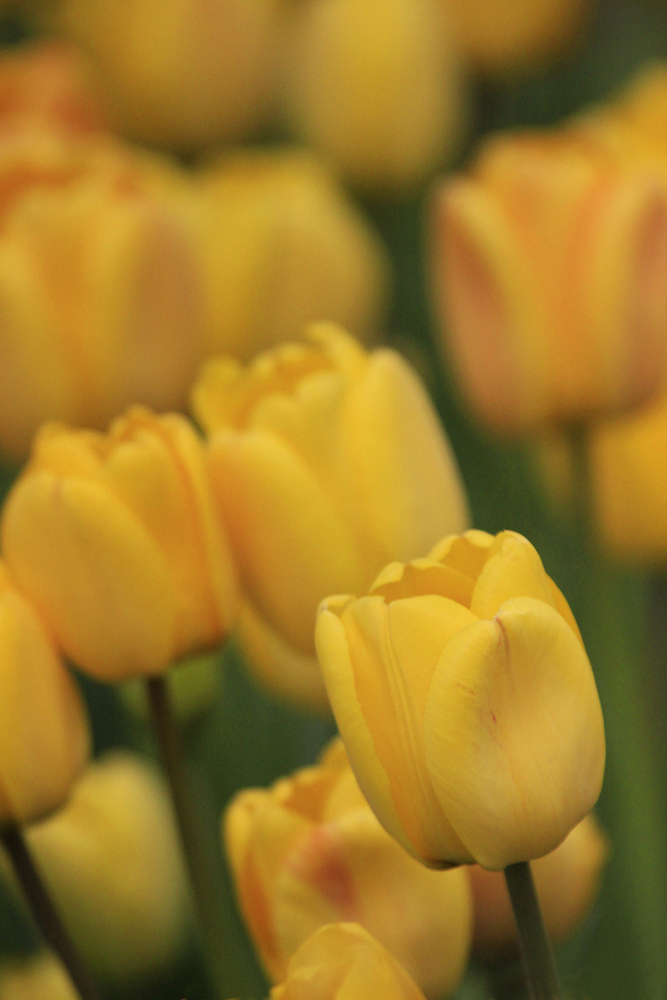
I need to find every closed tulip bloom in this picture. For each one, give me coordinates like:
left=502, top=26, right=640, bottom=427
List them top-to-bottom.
left=280, top=0, right=466, bottom=191
left=432, top=134, right=667, bottom=433
left=194, top=149, right=389, bottom=359
left=194, top=324, right=468, bottom=708
left=1, top=407, right=238, bottom=681
left=316, top=529, right=605, bottom=870
left=0, top=561, right=90, bottom=824
left=225, top=738, right=471, bottom=999
left=19, top=752, right=192, bottom=982
left=469, top=813, right=609, bottom=957
left=270, top=922, right=428, bottom=1000
left=0, top=955, right=79, bottom=1000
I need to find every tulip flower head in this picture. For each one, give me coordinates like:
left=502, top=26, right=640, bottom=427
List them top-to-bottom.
left=193, top=323, right=468, bottom=709
left=1, top=407, right=238, bottom=681
left=316, top=529, right=605, bottom=870
left=0, top=561, right=89, bottom=825
left=225, top=738, right=471, bottom=999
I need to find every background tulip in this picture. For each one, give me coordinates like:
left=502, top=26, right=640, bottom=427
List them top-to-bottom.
left=432, top=133, right=667, bottom=434
left=193, top=324, right=468, bottom=708
left=1, top=407, right=238, bottom=680
left=316, top=529, right=605, bottom=870
left=0, top=561, right=89, bottom=825
left=225, top=738, right=472, bottom=1000
left=8, top=752, right=193, bottom=983
left=470, top=813, right=610, bottom=957
left=269, top=922, right=428, bottom=1000
left=0, top=955, right=79, bottom=1000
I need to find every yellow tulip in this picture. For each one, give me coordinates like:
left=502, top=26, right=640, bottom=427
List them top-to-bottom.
left=280, top=0, right=466, bottom=191
left=432, top=132, right=667, bottom=433
left=193, top=149, right=389, bottom=359
left=193, top=324, right=468, bottom=708
left=1, top=407, right=238, bottom=681
left=316, top=529, right=605, bottom=870
left=0, top=561, right=89, bottom=825
left=225, top=737, right=471, bottom=999
left=18, top=752, right=192, bottom=982
left=469, top=813, right=609, bottom=957
left=269, top=922, right=428, bottom=1000
left=0, top=955, right=79, bottom=1000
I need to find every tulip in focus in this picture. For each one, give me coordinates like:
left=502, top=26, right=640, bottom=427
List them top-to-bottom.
left=280, top=0, right=466, bottom=191
left=432, top=133, right=667, bottom=433
left=194, top=149, right=389, bottom=359
left=193, top=324, right=469, bottom=709
left=1, top=407, right=238, bottom=681
left=316, top=529, right=605, bottom=870
left=0, top=561, right=89, bottom=825
left=225, top=738, right=472, bottom=999
left=17, top=752, right=192, bottom=983
left=469, top=813, right=609, bottom=957
left=270, top=922, right=428, bottom=1000
left=0, top=955, right=78, bottom=1000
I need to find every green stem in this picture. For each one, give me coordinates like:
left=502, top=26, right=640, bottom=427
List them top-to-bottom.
left=147, top=674, right=224, bottom=1000
left=0, top=824, right=101, bottom=1000
left=504, top=862, right=562, bottom=1000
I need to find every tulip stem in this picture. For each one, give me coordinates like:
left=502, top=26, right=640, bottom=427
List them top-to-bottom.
left=147, top=674, right=224, bottom=1000
left=0, top=823, right=101, bottom=1000
left=503, top=861, right=562, bottom=1000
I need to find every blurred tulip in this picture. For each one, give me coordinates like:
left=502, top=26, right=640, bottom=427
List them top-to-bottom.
left=49, top=0, right=284, bottom=150
left=280, top=0, right=466, bottom=192
left=440, top=0, right=591, bottom=77
left=0, top=131, right=206, bottom=463
left=432, top=133, right=667, bottom=433
left=193, top=149, right=389, bottom=358
left=193, top=324, right=468, bottom=708
left=1, top=407, right=238, bottom=681
left=316, top=529, right=605, bottom=870
left=0, top=561, right=89, bottom=825
left=120, top=651, right=222, bottom=725
left=225, top=738, right=471, bottom=999
left=18, top=752, right=192, bottom=983
left=470, top=813, right=609, bottom=957
left=270, top=922, right=428, bottom=1000
left=0, top=954, right=78, bottom=1000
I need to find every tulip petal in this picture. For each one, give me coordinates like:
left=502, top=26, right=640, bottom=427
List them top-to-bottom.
left=470, top=531, right=556, bottom=620
left=424, top=596, right=605, bottom=869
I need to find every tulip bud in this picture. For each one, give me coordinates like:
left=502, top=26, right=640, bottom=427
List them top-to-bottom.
left=51, top=0, right=283, bottom=150
left=280, top=0, right=466, bottom=191
left=439, top=0, right=591, bottom=78
left=432, top=133, right=667, bottom=433
left=193, top=149, right=389, bottom=359
left=193, top=324, right=468, bottom=708
left=1, top=407, right=238, bottom=681
left=316, top=529, right=605, bottom=870
left=0, top=561, right=89, bottom=825
left=225, top=738, right=471, bottom=999
left=18, top=752, right=192, bottom=982
left=469, top=813, right=610, bottom=957
left=270, top=922, right=428, bottom=1000
left=0, top=955, right=78, bottom=1000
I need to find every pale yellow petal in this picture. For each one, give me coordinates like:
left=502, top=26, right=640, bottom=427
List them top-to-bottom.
left=470, top=531, right=556, bottom=619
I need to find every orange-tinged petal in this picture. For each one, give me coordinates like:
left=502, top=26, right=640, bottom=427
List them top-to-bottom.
left=424, top=597, right=605, bottom=869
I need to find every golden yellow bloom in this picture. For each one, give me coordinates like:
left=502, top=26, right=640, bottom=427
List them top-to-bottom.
left=48, top=0, right=283, bottom=150
left=280, top=0, right=466, bottom=191
left=439, top=0, right=591, bottom=77
left=432, top=132, right=667, bottom=432
left=193, top=149, right=389, bottom=359
left=194, top=324, right=468, bottom=709
left=1, top=407, right=238, bottom=681
left=316, top=530, right=605, bottom=870
left=0, top=561, right=89, bottom=824
left=225, top=738, right=471, bottom=999
left=19, top=752, right=192, bottom=982
left=469, top=813, right=609, bottom=957
left=269, top=922, right=428, bottom=1000
left=0, top=955, right=78, bottom=1000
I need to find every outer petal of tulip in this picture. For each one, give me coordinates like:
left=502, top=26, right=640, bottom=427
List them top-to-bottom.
left=281, top=0, right=466, bottom=191
left=0, top=563, right=90, bottom=824
left=424, top=597, right=605, bottom=869
left=469, top=813, right=610, bottom=956
left=0, top=955, right=78, bottom=1000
